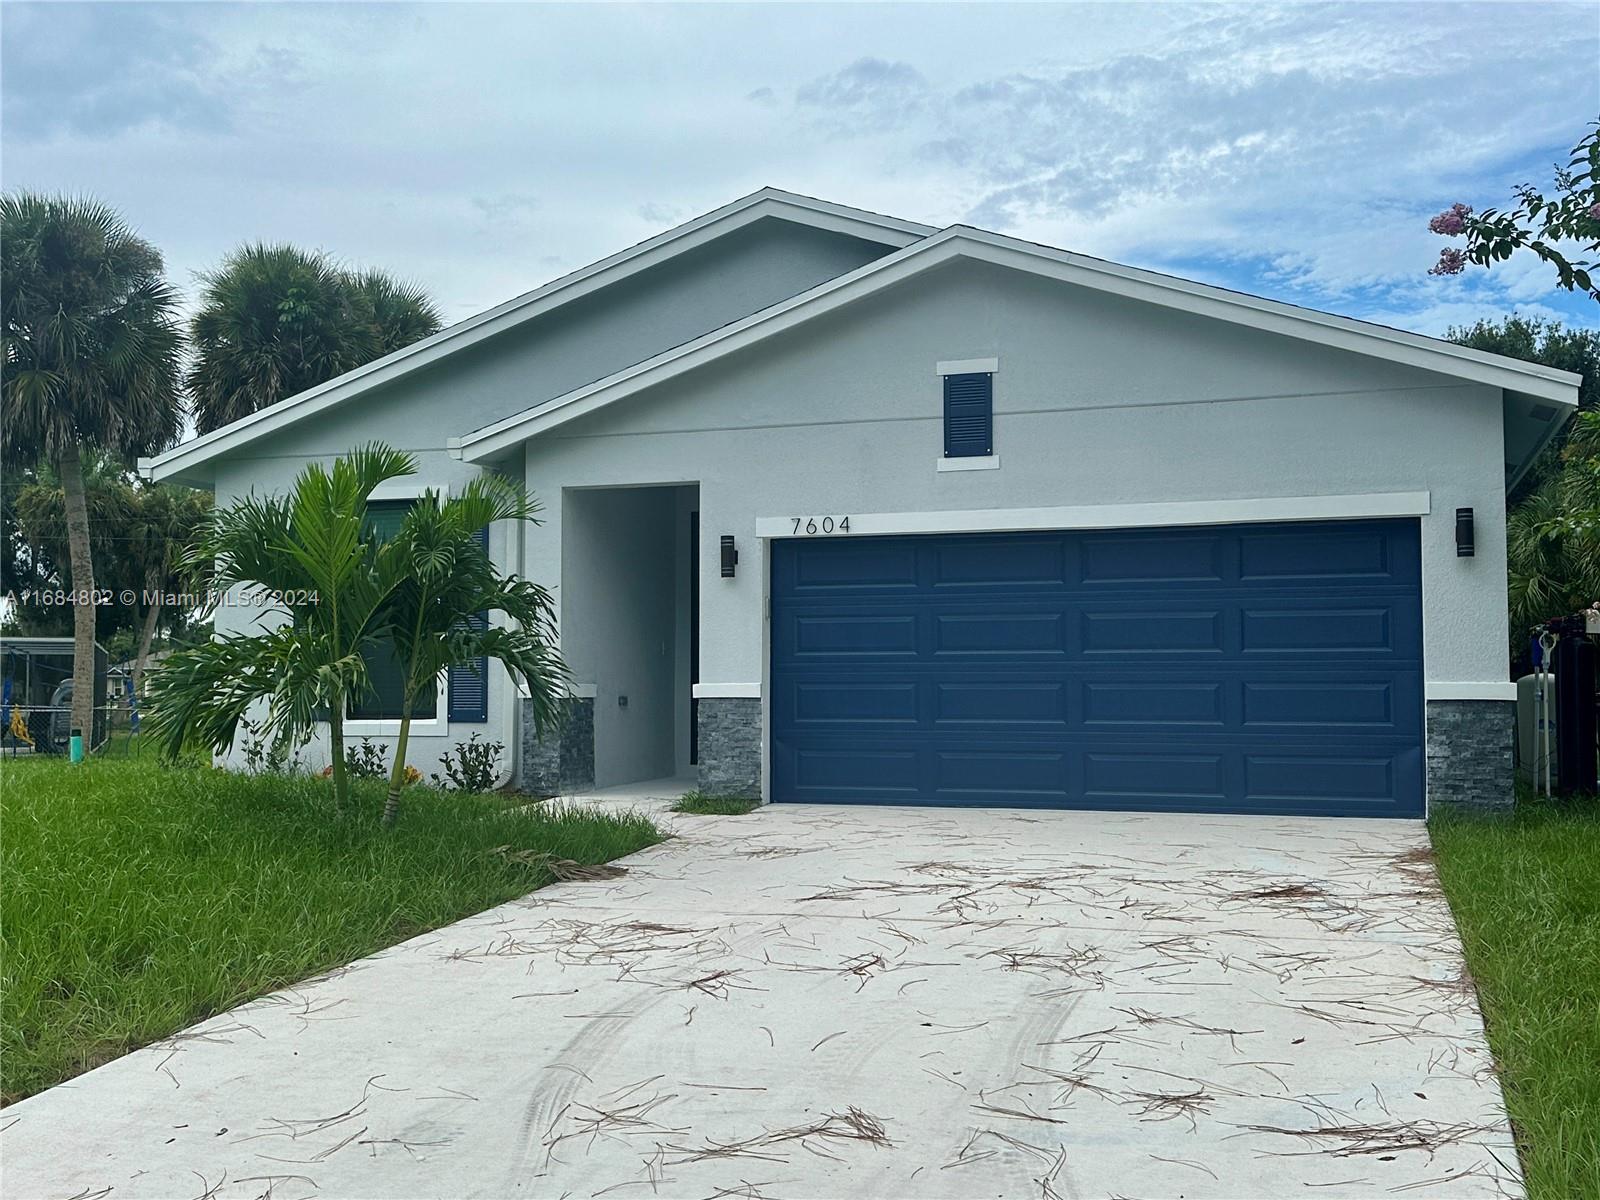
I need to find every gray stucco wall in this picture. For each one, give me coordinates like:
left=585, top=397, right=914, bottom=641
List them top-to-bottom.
left=207, top=240, right=1515, bottom=805
left=525, top=258, right=1509, bottom=688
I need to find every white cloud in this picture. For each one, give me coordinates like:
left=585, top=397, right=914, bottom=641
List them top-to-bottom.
left=2, top=1, right=1594, bottom=334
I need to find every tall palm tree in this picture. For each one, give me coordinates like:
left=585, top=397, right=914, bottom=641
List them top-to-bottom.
left=2, top=194, right=184, bottom=747
left=188, top=245, right=442, bottom=434
left=145, top=444, right=415, bottom=809
left=379, top=477, right=567, bottom=826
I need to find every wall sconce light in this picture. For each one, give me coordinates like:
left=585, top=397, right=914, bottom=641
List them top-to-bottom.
left=1456, top=507, right=1475, bottom=557
left=720, top=535, right=739, bottom=578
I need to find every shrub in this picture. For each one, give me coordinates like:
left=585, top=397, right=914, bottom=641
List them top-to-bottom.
left=431, top=733, right=504, bottom=793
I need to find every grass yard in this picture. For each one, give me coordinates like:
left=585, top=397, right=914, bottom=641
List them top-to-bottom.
left=0, top=753, right=661, bottom=1105
left=671, top=791, right=761, bottom=815
left=1429, top=797, right=1600, bottom=1200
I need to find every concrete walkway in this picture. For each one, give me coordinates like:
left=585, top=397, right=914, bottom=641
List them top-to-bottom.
left=0, top=798, right=1520, bottom=1199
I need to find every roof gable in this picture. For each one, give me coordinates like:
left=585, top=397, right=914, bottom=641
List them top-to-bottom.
left=143, top=189, right=933, bottom=484
left=453, top=225, right=1581, bottom=486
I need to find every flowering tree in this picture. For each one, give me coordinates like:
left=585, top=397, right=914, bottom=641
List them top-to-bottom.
left=1427, top=121, right=1600, bottom=301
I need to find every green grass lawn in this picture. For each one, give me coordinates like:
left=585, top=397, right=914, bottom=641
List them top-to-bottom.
left=0, top=754, right=661, bottom=1104
left=671, top=791, right=761, bottom=815
left=1429, top=797, right=1600, bottom=1200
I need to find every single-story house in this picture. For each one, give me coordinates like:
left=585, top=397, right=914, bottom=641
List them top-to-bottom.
left=144, top=189, right=1582, bottom=816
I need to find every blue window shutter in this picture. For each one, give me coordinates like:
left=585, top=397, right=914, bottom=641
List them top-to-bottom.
left=943, top=372, right=992, bottom=457
left=447, top=526, right=490, bottom=723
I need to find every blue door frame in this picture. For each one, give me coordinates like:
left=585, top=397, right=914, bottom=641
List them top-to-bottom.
left=769, top=520, right=1424, bottom=817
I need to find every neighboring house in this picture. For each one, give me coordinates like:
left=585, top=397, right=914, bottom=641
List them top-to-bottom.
left=144, top=189, right=1582, bottom=816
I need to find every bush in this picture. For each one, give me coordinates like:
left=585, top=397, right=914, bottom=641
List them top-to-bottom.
left=431, top=733, right=504, bottom=793
left=343, top=738, right=389, bottom=780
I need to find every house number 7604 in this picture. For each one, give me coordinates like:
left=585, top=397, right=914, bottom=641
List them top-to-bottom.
left=792, top=516, right=851, bottom=535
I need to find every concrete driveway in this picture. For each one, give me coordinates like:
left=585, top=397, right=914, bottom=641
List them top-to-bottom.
left=1, top=798, right=1520, bottom=1200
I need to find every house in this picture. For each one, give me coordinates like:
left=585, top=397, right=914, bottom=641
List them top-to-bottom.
left=143, top=189, right=1582, bottom=816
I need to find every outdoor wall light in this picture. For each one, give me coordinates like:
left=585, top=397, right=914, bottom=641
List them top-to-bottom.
left=1456, top=507, right=1475, bottom=557
left=720, top=535, right=739, bottom=578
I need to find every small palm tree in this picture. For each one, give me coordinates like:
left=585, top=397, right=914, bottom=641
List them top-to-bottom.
left=2, top=193, right=184, bottom=746
left=188, top=245, right=442, bottom=434
left=145, top=444, right=415, bottom=809
left=378, top=478, right=567, bottom=826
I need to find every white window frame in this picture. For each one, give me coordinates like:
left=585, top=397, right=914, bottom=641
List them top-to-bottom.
left=344, top=483, right=451, bottom=736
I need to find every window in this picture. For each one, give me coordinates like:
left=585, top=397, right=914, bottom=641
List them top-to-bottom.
left=943, top=371, right=993, bottom=458
left=348, top=500, right=437, bottom=721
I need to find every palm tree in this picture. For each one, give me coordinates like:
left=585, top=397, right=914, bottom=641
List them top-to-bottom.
left=1, top=194, right=184, bottom=747
left=188, top=245, right=442, bottom=434
left=347, top=269, right=445, bottom=357
left=145, top=444, right=415, bottom=809
left=378, top=477, right=567, bottom=826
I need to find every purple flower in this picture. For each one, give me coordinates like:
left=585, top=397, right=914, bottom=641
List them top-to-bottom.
left=1589, top=202, right=1600, bottom=221
left=1428, top=203, right=1471, bottom=236
left=1428, top=247, right=1468, bottom=276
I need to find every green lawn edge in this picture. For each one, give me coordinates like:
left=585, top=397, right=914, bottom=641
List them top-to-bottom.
left=0, top=755, right=662, bottom=1104
left=1429, top=797, right=1600, bottom=1199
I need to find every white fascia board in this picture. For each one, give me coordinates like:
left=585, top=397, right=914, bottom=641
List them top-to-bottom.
left=143, top=189, right=933, bottom=484
left=458, top=230, right=1581, bottom=463
left=752, top=492, right=1431, bottom=539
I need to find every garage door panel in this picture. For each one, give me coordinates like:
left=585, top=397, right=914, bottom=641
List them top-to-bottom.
left=770, top=521, right=1424, bottom=816
left=1239, top=526, right=1399, bottom=580
left=1080, top=532, right=1225, bottom=584
left=931, top=538, right=1069, bottom=588
left=782, top=539, right=918, bottom=591
left=1241, top=604, right=1407, bottom=655
left=1081, top=609, right=1225, bottom=655
left=933, top=611, right=1069, bottom=655
left=785, top=612, right=919, bottom=657
left=1242, top=678, right=1406, bottom=730
left=1081, top=680, right=1226, bottom=727
left=788, top=681, right=919, bottom=726
left=933, top=681, right=1070, bottom=726
left=785, top=745, right=921, bottom=794
left=934, top=750, right=1069, bottom=800
left=1084, top=751, right=1227, bottom=802
left=1244, top=751, right=1403, bottom=805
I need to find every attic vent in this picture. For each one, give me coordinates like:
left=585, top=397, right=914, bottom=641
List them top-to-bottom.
left=1529, top=403, right=1558, bottom=422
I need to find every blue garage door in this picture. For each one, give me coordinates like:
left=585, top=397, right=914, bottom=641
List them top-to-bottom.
left=770, top=520, right=1423, bottom=817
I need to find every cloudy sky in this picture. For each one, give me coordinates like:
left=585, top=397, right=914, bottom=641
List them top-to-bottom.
left=4, top=2, right=1597, bottom=336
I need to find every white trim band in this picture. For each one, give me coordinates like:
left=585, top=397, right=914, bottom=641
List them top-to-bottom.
left=936, top=357, right=998, bottom=376
left=936, top=455, right=1000, bottom=473
left=755, top=492, right=1430, bottom=539
left=1426, top=682, right=1517, bottom=701
left=693, top=683, right=761, bottom=699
